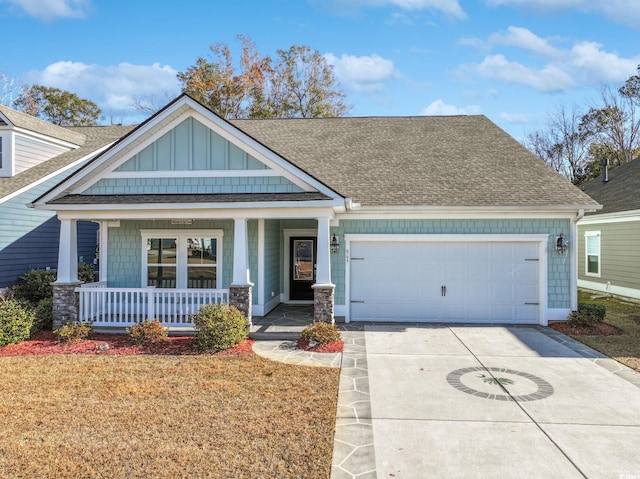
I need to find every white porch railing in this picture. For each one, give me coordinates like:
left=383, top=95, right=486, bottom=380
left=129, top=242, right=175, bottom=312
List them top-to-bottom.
left=76, top=287, right=229, bottom=328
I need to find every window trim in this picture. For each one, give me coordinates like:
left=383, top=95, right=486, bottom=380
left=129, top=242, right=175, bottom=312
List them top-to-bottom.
left=141, top=229, right=224, bottom=288
left=584, top=231, right=601, bottom=278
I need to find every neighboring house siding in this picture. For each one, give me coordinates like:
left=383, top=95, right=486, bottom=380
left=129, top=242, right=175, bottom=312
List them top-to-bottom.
left=116, top=117, right=268, bottom=172
left=14, top=133, right=69, bottom=174
left=0, top=169, right=97, bottom=288
left=82, top=175, right=303, bottom=195
left=331, top=218, right=573, bottom=309
left=264, top=219, right=281, bottom=300
left=106, top=220, right=234, bottom=289
left=578, top=221, right=640, bottom=292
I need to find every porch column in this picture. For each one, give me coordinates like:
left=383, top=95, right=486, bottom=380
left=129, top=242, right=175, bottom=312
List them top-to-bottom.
left=312, top=217, right=335, bottom=324
left=230, top=218, right=253, bottom=324
left=52, top=219, right=81, bottom=329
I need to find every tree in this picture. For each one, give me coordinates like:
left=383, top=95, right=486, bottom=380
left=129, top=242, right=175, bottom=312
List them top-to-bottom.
left=178, top=36, right=349, bottom=119
left=13, top=85, right=102, bottom=126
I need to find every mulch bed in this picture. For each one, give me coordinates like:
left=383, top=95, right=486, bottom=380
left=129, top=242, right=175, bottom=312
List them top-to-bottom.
left=549, top=321, right=623, bottom=336
left=0, top=330, right=254, bottom=356
left=296, top=338, right=344, bottom=353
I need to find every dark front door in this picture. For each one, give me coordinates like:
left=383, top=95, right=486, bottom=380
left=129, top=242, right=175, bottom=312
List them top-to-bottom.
left=290, top=236, right=316, bottom=300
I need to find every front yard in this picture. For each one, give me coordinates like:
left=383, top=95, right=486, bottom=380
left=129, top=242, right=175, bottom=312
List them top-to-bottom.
left=565, top=290, right=640, bottom=372
left=0, top=353, right=340, bottom=478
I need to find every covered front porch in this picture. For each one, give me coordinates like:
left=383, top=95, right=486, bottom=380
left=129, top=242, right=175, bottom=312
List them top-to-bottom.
left=53, top=213, right=339, bottom=330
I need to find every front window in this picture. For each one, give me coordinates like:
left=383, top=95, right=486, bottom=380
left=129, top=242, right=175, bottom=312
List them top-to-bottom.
left=142, top=230, right=222, bottom=288
left=585, top=231, right=601, bottom=277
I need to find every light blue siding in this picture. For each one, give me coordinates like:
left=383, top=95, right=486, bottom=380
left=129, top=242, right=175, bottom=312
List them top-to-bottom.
left=115, top=117, right=270, bottom=172
left=0, top=167, right=97, bottom=288
left=82, top=175, right=304, bottom=195
left=330, top=218, right=573, bottom=309
left=264, top=220, right=281, bottom=301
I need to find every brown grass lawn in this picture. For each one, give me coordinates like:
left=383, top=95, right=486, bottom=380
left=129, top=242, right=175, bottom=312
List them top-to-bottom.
left=571, top=290, right=640, bottom=372
left=0, top=354, right=340, bottom=479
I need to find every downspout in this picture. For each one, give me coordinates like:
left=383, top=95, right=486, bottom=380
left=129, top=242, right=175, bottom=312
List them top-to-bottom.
left=571, top=208, right=585, bottom=311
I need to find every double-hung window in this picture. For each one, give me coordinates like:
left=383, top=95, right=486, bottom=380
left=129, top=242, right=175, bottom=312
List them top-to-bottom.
left=142, top=230, right=223, bottom=288
left=585, top=231, right=601, bottom=277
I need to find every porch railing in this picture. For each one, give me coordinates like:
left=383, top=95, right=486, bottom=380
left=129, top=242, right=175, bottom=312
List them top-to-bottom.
left=76, top=287, right=229, bottom=328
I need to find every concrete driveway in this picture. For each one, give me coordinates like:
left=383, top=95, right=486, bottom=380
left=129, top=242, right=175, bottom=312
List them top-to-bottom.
left=332, top=324, right=640, bottom=479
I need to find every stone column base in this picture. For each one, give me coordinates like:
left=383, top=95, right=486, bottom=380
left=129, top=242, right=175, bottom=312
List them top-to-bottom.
left=52, top=282, right=82, bottom=329
left=312, top=283, right=335, bottom=324
left=229, top=284, right=253, bottom=326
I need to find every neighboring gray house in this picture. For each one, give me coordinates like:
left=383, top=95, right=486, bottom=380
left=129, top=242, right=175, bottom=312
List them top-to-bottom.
left=33, top=95, right=600, bottom=329
left=0, top=104, right=134, bottom=288
left=577, top=158, right=640, bottom=300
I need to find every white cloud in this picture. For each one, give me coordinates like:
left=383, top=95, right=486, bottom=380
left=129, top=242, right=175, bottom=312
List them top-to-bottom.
left=1, top=0, right=91, bottom=21
left=327, top=0, right=466, bottom=19
left=484, top=0, right=640, bottom=29
left=488, top=26, right=561, bottom=58
left=568, top=41, right=640, bottom=84
left=325, top=53, right=397, bottom=92
left=473, top=55, right=575, bottom=92
left=26, top=61, right=180, bottom=118
left=421, top=99, right=481, bottom=115
left=500, top=112, right=528, bottom=123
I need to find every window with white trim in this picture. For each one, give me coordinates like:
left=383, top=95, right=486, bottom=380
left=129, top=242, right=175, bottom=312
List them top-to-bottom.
left=142, top=230, right=223, bottom=288
left=585, top=231, right=601, bottom=277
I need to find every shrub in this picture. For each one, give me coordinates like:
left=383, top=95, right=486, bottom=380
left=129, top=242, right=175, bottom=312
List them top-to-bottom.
left=78, top=262, right=96, bottom=284
left=13, top=269, right=56, bottom=305
left=34, top=297, right=54, bottom=331
left=0, top=298, right=36, bottom=346
left=567, top=302, right=607, bottom=328
left=192, top=303, right=248, bottom=352
left=127, top=319, right=168, bottom=345
left=54, top=321, right=92, bottom=343
left=300, top=321, right=342, bottom=346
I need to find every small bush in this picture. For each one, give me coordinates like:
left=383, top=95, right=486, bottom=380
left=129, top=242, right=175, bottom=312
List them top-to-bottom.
left=78, top=262, right=96, bottom=284
left=13, top=269, right=56, bottom=305
left=34, top=297, right=54, bottom=331
left=0, top=298, right=36, bottom=346
left=192, top=303, right=248, bottom=352
left=567, top=303, right=607, bottom=328
left=127, top=319, right=168, bottom=345
left=54, top=321, right=92, bottom=343
left=300, top=321, right=342, bottom=346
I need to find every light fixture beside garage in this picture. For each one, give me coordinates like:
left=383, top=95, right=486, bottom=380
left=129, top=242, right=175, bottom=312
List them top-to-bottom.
left=331, top=234, right=340, bottom=253
left=556, top=234, right=568, bottom=255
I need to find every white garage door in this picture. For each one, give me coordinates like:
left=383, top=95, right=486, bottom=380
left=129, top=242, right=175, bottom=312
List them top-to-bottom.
left=349, top=241, right=540, bottom=323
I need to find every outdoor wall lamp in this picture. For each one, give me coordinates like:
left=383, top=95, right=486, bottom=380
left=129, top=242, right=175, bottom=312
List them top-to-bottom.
left=331, top=234, right=340, bottom=253
left=556, top=234, right=568, bottom=255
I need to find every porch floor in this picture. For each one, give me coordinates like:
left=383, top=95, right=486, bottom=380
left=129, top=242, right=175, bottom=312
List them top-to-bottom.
left=250, top=304, right=315, bottom=340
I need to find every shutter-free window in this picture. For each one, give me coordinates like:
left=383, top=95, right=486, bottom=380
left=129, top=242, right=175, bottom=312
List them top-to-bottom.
left=585, top=232, right=601, bottom=276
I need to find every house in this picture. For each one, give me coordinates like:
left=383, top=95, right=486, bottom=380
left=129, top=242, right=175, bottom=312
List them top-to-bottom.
left=32, top=94, right=600, bottom=329
left=0, top=104, right=135, bottom=289
left=577, top=158, right=640, bottom=300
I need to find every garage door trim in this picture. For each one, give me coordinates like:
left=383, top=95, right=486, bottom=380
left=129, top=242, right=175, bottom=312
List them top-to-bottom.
left=344, top=234, right=549, bottom=325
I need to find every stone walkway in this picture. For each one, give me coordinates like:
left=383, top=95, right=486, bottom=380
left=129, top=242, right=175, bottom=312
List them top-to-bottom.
left=251, top=340, right=342, bottom=368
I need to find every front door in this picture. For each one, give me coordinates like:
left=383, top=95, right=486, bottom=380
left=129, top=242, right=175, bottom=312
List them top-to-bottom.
left=290, top=237, right=316, bottom=300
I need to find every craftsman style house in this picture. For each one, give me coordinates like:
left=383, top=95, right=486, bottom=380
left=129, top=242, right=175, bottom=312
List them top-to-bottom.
left=32, top=95, right=600, bottom=329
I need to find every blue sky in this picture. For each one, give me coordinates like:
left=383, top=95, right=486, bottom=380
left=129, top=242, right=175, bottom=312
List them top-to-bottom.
left=2, top=0, right=639, bottom=140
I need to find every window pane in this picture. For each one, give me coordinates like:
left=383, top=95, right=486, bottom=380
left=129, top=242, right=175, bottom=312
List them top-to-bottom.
left=586, top=235, right=599, bottom=255
left=147, top=238, right=177, bottom=264
left=187, top=238, right=217, bottom=265
left=293, top=239, right=314, bottom=280
left=587, top=255, right=599, bottom=274
left=148, top=266, right=176, bottom=288
left=187, top=267, right=216, bottom=288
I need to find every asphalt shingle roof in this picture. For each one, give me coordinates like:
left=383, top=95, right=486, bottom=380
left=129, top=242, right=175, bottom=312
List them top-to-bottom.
left=0, top=105, right=87, bottom=145
left=231, top=115, right=599, bottom=209
left=0, top=125, right=135, bottom=200
left=580, top=158, right=640, bottom=215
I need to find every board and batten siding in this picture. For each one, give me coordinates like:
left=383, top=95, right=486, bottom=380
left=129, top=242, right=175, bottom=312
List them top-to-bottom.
left=14, top=133, right=70, bottom=175
left=0, top=168, right=97, bottom=288
left=330, top=218, right=573, bottom=309
left=578, top=220, right=640, bottom=295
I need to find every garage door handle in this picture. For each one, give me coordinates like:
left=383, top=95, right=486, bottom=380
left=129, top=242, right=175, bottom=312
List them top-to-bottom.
left=350, top=257, right=364, bottom=260
left=525, top=258, right=539, bottom=261
left=441, top=285, right=446, bottom=297
left=350, top=300, right=365, bottom=303
left=525, top=302, right=539, bottom=305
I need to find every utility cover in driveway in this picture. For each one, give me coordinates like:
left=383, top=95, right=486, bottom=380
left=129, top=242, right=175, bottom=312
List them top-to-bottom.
left=349, top=241, right=539, bottom=323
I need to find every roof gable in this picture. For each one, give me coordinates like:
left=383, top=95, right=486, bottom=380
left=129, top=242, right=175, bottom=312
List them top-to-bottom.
left=581, top=158, right=640, bottom=215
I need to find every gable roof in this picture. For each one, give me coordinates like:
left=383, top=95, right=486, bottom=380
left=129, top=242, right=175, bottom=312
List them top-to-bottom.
left=0, top=104, right=86, bottom=145
left=232, top=115, right=600, bottom=209
left=0, top=125, right=135, bottom=201
left=580, top=158, right=640, bottom=215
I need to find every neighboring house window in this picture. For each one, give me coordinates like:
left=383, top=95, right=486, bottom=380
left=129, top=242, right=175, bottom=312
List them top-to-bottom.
left=141, top=230, right=223, bottom=288
left=585, top=231, right=601, bottom=277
